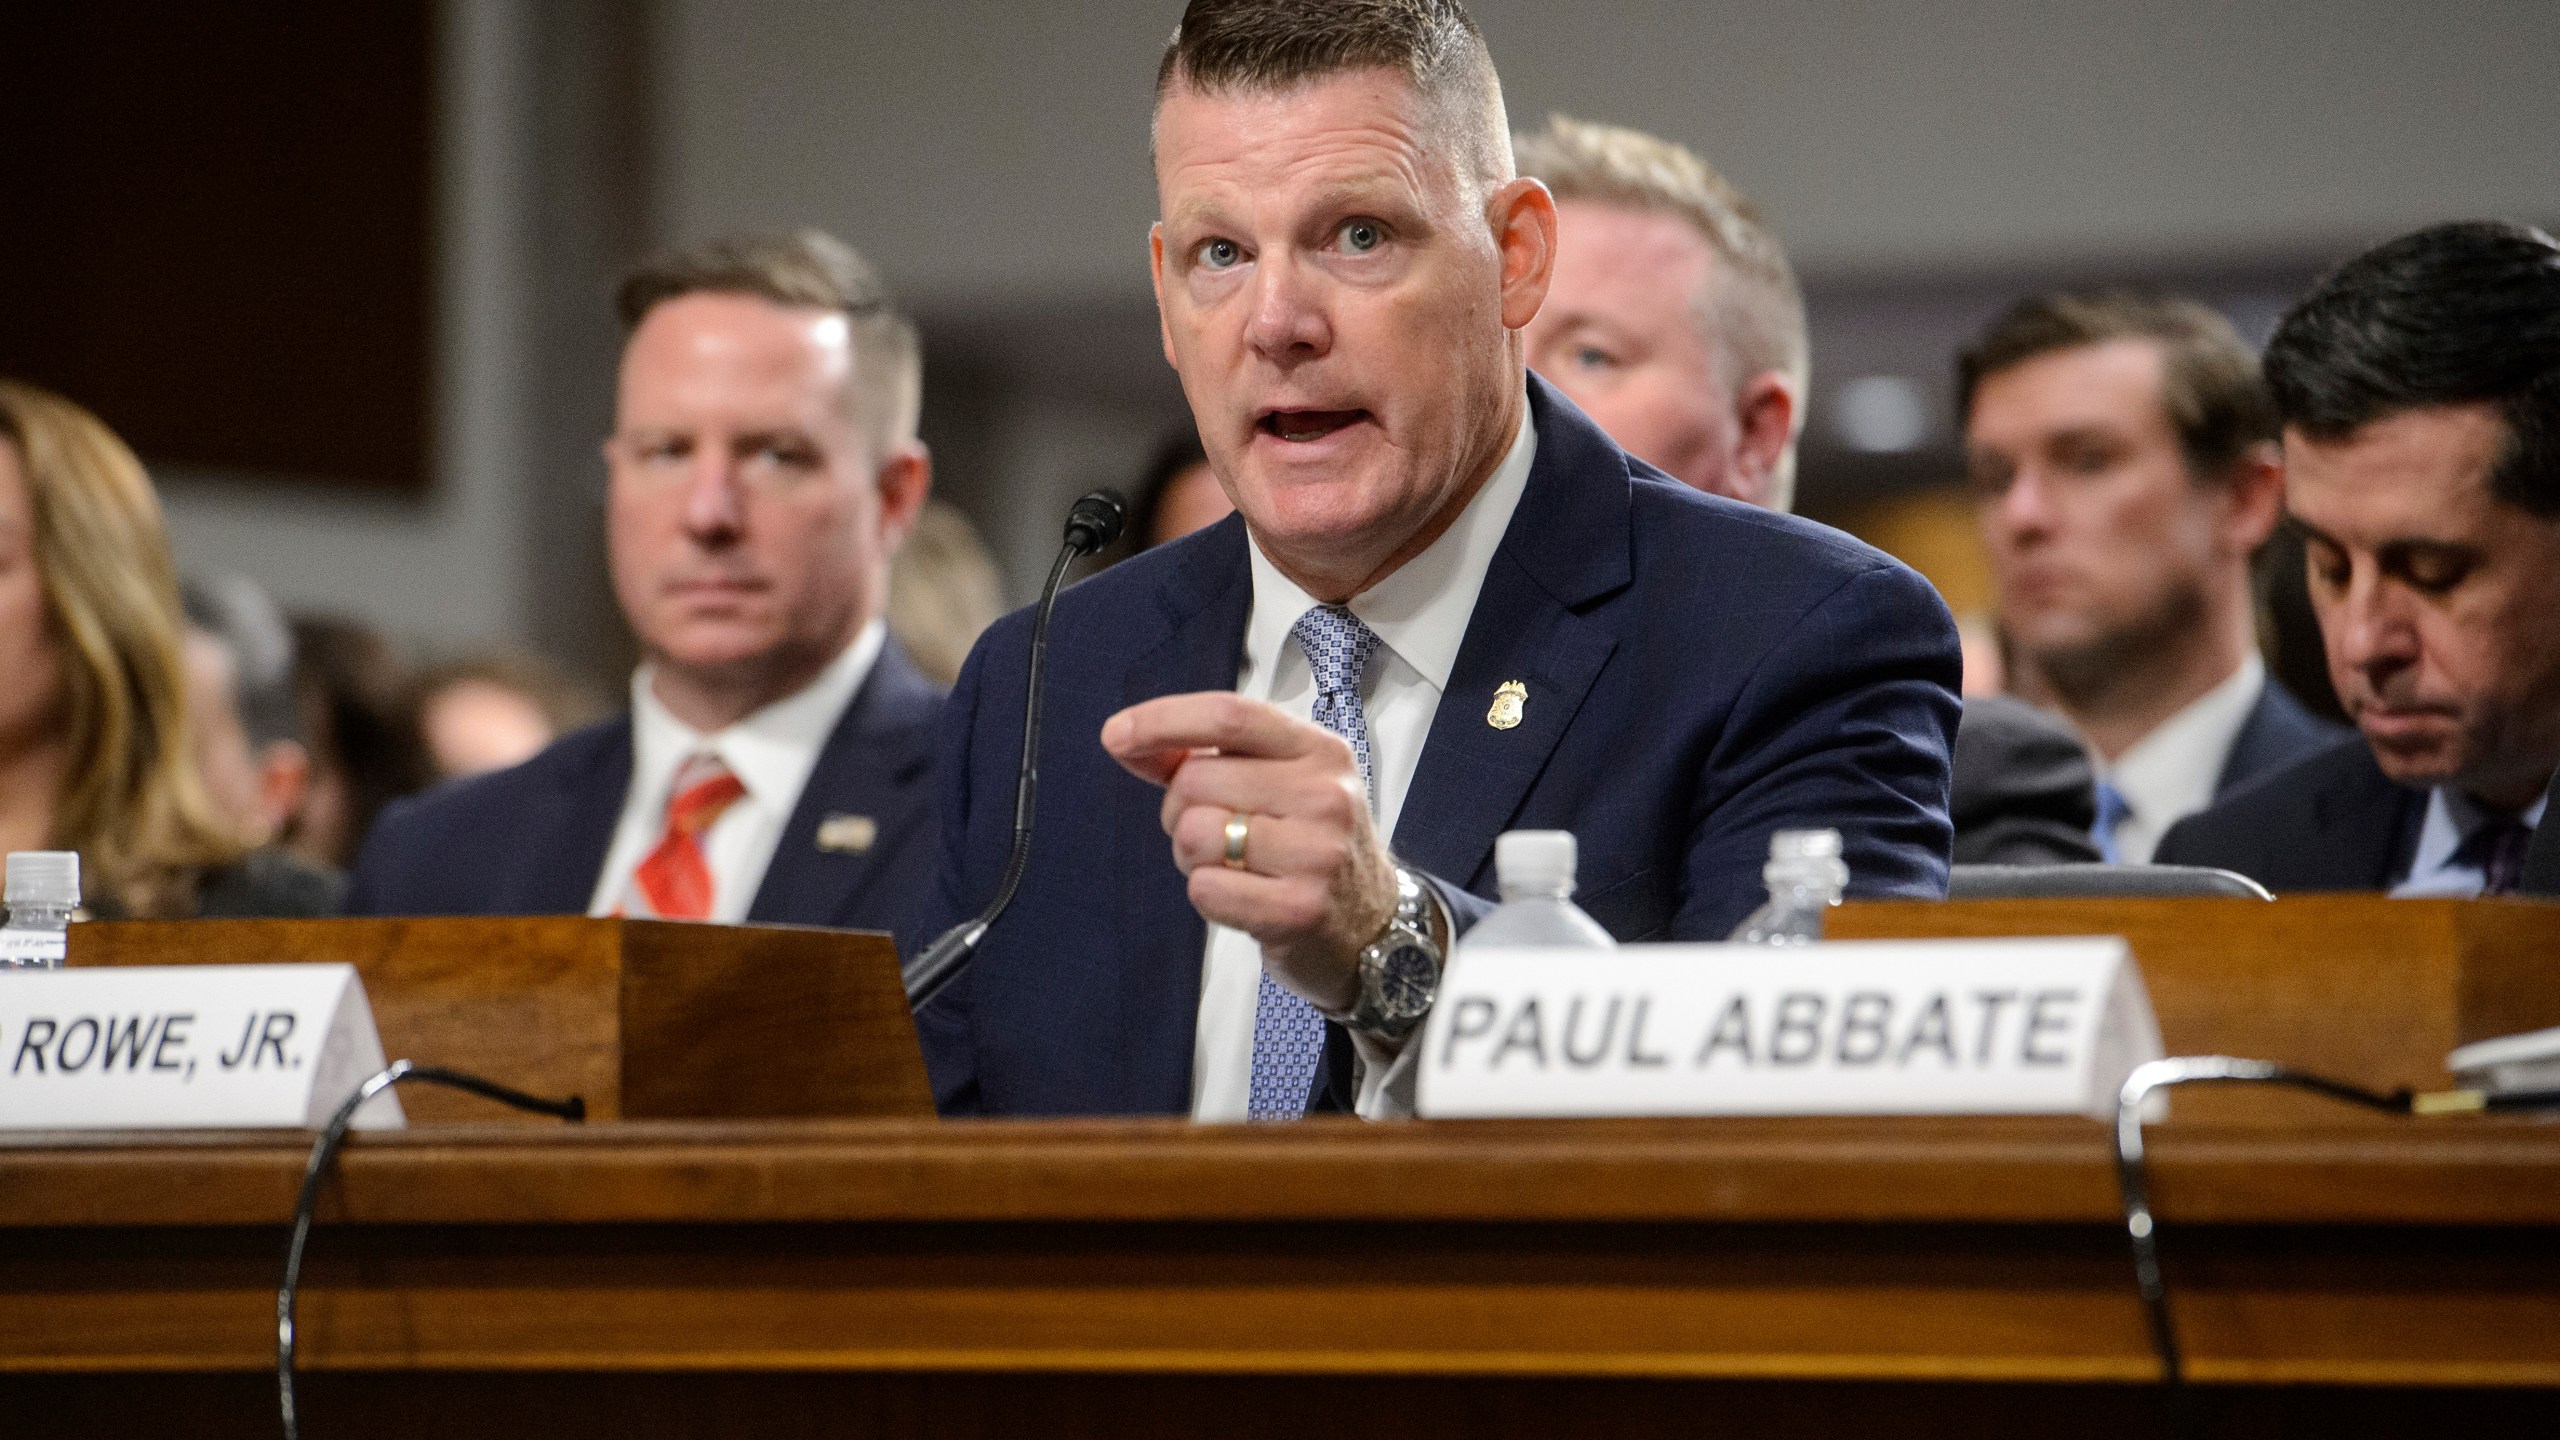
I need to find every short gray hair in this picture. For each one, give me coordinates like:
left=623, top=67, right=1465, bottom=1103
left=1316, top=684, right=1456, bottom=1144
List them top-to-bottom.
left=1155, top=0, right=1512, bottom=191
left=616, top=229, right=923, bottom=457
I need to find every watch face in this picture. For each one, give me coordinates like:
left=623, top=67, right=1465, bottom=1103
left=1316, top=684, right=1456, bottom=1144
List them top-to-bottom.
left=1376, top=941, right=1438, bottom=1019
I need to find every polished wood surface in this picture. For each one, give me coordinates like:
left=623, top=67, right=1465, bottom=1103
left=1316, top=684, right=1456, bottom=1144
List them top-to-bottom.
left=1832, top=893, right=2560, bottom=1126
left=11, top=901, right=2558, bottom=1435
left=67, top=918, right=933, bottom=1122
left=5, top=1114, right=2558, bottom=1391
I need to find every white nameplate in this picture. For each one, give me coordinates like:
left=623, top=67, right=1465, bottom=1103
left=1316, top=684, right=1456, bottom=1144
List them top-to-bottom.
left=1417, top=937, right=2161, bottom=1122
left=0, top=964, right=404, bottom=1131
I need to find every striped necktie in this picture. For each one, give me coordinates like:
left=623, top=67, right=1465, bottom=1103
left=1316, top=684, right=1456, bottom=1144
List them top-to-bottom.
left=1246, top=604, right=1383, bottom=1121
left=625, top=752, right=746, bottom=920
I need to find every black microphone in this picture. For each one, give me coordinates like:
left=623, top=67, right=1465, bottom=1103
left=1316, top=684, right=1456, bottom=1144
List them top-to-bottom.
left=903, top=488, right=1126, bottom=1012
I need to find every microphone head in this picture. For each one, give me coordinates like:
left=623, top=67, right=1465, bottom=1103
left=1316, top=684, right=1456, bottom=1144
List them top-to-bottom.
left=1063, top=489, right=1128, bottom=555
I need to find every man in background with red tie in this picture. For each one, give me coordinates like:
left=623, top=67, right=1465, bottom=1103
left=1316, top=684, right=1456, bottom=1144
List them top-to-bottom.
left=347, top=230, right=944, bottom=931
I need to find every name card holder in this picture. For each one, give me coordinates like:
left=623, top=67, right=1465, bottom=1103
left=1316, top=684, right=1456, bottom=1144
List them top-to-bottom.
left=1417, top=937, right=2161, bottom=1122
left=0, top=964, right=403, bottom=1131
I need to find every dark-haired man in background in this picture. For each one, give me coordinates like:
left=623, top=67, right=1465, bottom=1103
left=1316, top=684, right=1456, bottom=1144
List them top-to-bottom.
left=911, top=0, right=1960, bottom=1121
left=2159, top=222, right=2560, bottom=894
left=349, top=230, right=943, bottom=928
left=1963, top=292, right=2341, bottom=863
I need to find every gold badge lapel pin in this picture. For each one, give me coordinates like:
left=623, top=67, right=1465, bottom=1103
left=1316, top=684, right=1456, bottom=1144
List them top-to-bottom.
left=815, top=813, right=878, bottom=855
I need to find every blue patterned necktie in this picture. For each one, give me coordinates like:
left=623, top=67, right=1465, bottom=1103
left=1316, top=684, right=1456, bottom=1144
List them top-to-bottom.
left=1245, top=604, right=1384, bottom=1121
left=2092, top=781, right=2131, bottom=865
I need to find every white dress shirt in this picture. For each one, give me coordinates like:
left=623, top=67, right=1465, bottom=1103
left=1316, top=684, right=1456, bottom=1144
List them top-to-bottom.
left=1190, top=406, right=1537, bottom=1123
left=587, top=620, right=886, bottom=923
left=2095, top=654, right=2266, bottom=865
left=2390, top=788, right=2549, bottom=898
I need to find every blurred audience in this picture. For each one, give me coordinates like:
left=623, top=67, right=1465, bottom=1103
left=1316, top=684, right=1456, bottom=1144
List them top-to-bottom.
left=1515, top=114, right=1807, bottom=510
left=2160, top=221, right=2560, bottom=895
left=346, top=229, right=944, bottom=931
left=1962, top=291, right=2342, bottom=863
left=0, top=379, right=338, bottom=917
left=1119, top=430, right=1232, bottom=555
left=887, top=498, right=1006, bottom=685
left=180, top=572, right=310, bottom=843
left=286, top=614, right=430, bottom=872
left=413, top=650, right=607, bottom=781
left=1950, top=695, right=2101, bottom=865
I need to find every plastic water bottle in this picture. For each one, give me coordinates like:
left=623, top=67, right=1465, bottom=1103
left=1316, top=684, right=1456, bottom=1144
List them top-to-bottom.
left=1727, top=829, right=1847, bottom=945
left=1463, top=831, right=1615, bottom=950
left=0, top=851, right=80, bottom=970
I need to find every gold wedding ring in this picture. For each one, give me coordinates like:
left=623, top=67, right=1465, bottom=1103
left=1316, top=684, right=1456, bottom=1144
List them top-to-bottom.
left=1223, top=812, right=1252, bottom=870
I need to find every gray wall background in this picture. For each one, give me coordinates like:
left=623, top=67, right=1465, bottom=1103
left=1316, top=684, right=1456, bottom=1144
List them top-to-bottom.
left=160, top=0, right=2560, bottom=678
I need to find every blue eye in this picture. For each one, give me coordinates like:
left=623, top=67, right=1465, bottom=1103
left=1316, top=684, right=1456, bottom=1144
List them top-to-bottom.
left=1340, top=220, right=1383, bottom=253
left=1198, top=238, right=1242, bottom=270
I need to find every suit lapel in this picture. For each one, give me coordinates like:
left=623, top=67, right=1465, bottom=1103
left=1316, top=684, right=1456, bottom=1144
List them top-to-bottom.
left=1394, top=377, right=1631, bottom=891
left=1114, top=520, right=1254, bottom=1110
left=749, top=642, right=939, bottom=927
left=518, top=721, right=631, bottom=912
left=2308, top=745, right=2429, bottom=889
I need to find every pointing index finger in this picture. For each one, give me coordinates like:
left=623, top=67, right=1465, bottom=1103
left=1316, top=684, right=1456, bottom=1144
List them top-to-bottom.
left=1103, top=691, right=1318, bottom=787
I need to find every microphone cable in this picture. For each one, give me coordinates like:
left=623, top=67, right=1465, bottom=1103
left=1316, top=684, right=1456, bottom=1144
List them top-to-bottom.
left=903, top=489, right=1125, bottom=1013
left=2110, top=1055, right=2560, bottom=1436
left=278, top=1060, right=585, bottom=1440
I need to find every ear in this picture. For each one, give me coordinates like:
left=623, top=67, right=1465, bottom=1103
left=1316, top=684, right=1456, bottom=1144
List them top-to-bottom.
left=1490, top=177, right=1558, bottom=332
left=1150, top=222, right=1180, bottom=371
left=1729, top=370, right=1802, bottom=508
left=2221, top=440, right=2286, bottom=554
left=874, top=443, right=934, bottom=553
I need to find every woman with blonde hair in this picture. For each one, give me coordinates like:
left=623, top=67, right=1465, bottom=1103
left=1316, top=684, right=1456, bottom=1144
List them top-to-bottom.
left=0, top=378, right=337, bottom=917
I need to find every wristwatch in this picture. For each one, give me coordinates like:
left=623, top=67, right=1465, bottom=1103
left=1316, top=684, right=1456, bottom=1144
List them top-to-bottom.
left=1321, top=864, right=1450, bottom=1040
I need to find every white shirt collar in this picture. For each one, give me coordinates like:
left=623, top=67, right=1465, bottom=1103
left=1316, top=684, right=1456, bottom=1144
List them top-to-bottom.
left=1240, top=401, right=1536, bottom=698
left=628, top=617, right=885, bottom=813
left=2099, top=652, right=2265, bottom=861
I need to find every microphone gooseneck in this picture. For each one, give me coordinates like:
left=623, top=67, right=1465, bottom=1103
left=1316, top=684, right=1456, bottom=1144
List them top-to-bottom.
left=903, top=489, right=1126, bottom=1012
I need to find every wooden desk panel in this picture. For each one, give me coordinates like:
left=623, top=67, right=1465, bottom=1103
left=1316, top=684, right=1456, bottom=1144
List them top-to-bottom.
left=5, top=1116, right=2558, bottom=1393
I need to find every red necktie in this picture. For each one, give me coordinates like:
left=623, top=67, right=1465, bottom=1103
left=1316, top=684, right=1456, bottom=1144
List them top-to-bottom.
left=626, top=752, right=746, bottom=920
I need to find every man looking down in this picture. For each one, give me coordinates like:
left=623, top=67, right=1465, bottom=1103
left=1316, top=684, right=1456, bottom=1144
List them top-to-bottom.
left=909, top=0, right=1960, bottom=1120
left=2159, top=222, right=2560, bottom=894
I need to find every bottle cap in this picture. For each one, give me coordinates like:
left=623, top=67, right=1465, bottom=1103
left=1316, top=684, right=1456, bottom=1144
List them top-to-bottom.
left=1764, top=828, right=1849, bottom=891
left=1767, top=828, right=1843, bottom=863
left=1494, top=830, right=1577, bottom=892
left=5, top=850, right=80, bottom=907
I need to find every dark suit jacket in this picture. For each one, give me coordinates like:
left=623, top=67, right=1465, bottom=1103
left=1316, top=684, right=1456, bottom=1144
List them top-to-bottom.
left=906, top=377, right=1963, bottom=1117
left=346, top=641, right=943, bottom=932
left=2215, top=679, right=2346, bottom=799
left=1951, top=696, right=2099, bottom=866
left=2154, top=734, right=2428, bottom=891
left=2523, top=769, right=2560, bottom=897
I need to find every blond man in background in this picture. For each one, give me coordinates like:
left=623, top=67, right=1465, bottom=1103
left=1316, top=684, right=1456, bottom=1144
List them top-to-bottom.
left=1516, top=114, right=1808, bottom=511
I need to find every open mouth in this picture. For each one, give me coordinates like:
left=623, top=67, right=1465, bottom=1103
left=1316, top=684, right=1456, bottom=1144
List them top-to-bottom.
left=1257, top=409, right=1369, bottom=443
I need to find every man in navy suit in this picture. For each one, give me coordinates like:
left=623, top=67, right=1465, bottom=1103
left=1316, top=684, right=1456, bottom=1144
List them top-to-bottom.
left=906, top=0, right=1960, bottom=1121
left=2158, top=222, right=2560, bottom=895
left=349, top=231, right=941, bottom=931
left=1962, top=291, right=2342, bottom=864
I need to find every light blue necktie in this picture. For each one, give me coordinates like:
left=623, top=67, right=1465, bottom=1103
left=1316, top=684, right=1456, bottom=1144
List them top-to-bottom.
left=1245, top=604, right=1383, bottom=1121
left=2092, top=781, right=2131, bottom=865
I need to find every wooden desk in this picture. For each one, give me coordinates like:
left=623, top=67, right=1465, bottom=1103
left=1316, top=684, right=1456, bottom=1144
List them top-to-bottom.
left=6, top=1113, right=2558, bottom=1437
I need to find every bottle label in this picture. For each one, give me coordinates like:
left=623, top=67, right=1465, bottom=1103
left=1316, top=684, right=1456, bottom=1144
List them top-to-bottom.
left=0, top=929, right=67, bottom=968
